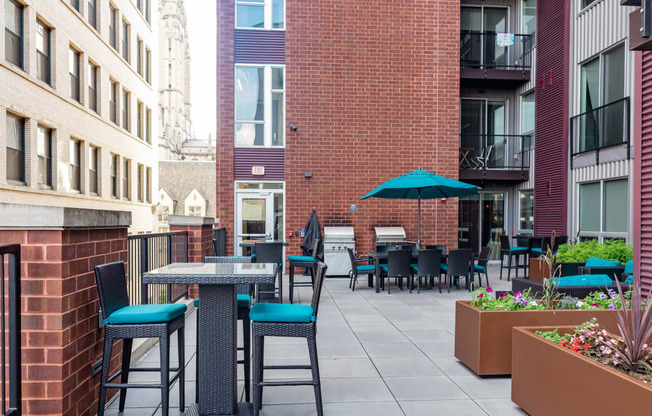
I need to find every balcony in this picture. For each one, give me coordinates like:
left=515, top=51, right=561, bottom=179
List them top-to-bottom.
left=460, top=31, right=534, bottom=88
left=570, top=97, right=630, bottom=168
left=459, top=134, right=532, bottom=182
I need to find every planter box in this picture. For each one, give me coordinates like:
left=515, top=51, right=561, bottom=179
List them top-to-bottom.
left=528, top=258, right=549, bottom=283
left=454, top=300, right=622, bottom=376
left=512, top=326, right=652, bottom=415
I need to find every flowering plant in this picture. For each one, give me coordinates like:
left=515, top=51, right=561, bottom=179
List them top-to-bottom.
left=470, top=287, right=545, bottom=311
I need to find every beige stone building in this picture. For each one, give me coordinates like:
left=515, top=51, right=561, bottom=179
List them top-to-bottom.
left=0, top=0, right=158, bottom=233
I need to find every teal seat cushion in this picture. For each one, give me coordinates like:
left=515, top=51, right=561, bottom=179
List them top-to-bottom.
left=506, top=247, right=528, bottom=253
left=530, top=248, right=543, bottom=255
left=251, top=253, right=256, bottom=258
left=288, top=255, right=316, bottom=262
left=585, top=257, right=621, bottom=268
left=624, top=260, right=634, bottom=275
left=357, top=264, right=375, bottom=272
left=379, top=264, right=388, bottom=271
left=410, top=264, right=418, bottom=270
left=440, top=264, right=448, bottom=271
left=474, top=265, right=485, bottom=273
left=551, top=274, right=613, bottom=287
left=625, top=275, right=634, bottom=284
left=195, top=295, right=250, bottom=309
left=106, top=303, right=187, bottom=325
left=249, top=303, right=314, bottom=323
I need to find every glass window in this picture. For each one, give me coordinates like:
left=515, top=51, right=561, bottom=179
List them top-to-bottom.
left=5, top=0, right=23, bottom=68
left=70, top=0, right=80, bottom=11
left=88, top=0, right=97, bottom=29
left=236, top=0, right=284, bottom=29
left=272, top=0, right=284, bottom=28
left=522, top=0, right=536, bottom=35
left=581, top=0, right=596, bottom=9
left=109, top=4, right=118, bottom=49
left=236, top=4, right=264, bottom=28
left=122, top=19, right=130, bottom=62
left=36, top=20, right=50, bottom=84
left=137, top=38, right=143, bottom=76
left=603, top=45, right=626, bottom=148
left=69, top=46, right=81, bottom=102
left=145, top=48, right=151, bottom=84
left=580, top=58, right=599, bottom=115
left=88, top=62, right=98, bottom=113
left=236, top=66, right=284, bottom=147
left=110, top=79, right=118, bottom=124
left=122, top=89, right=130, bottom=131
left=521, top=91, right=535, bottom=135
left=137, top=101, right=143, bottom=139
left=146, top=107, right=152, bottom=143
left=6, top=113, right=24, bottom=184
left=37, top=126, right=52, bottom=187
left=69, top=139, right=81, bottom=191
left=89, top=145, right=98, bottom=195
left=110, top=154, right=118, bottom=198
left=122, top=159, right=130, bottom=200
left=137, top=164, right=143, bottom=202
left=146, top=167, right=151, bottom=203
left=603, top=179, right=628, bottom=232
left=579, top=182, right=600, bottom=232
left=519, top=190, right=534, bottom=231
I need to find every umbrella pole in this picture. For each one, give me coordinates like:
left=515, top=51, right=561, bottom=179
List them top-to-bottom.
left=418, top=191, right=421, bottom=248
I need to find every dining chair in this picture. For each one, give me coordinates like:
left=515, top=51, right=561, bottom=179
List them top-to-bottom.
left=499, top=235, right=528, bottom=281
left=288, top=238, right=319, bottom=303
left=255, top=242, right=284, bottom=302
left=426, top=245, right=447, bottom=255
left=474, top=247, right=491, bottom=287
left=347, top=248, right=375, bottom=291
left=384, top=249, right=412, bottom=294
left=412, top=249, right=442, bottom=293
left=446, top=249, right=473, bottom=292
left=94, top=262, right=186, bottom=416
left=251, top=263, right=329, bottom=416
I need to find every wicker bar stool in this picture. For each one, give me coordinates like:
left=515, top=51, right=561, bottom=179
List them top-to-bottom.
left=288, top=239, right=319, bottom=303
left=255, top=242, right=284, bottom=302
left=195, top=256, right=253, bottom=403
left=94, top=262, right=186, bottom=416
left=250, top=263, right=328, bottom=416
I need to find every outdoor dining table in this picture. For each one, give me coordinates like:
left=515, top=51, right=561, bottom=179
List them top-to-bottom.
left=238, top=240, right=289, bottom=248
left=369, top=251, right=449, bottom=293
left=143, top=262, right=277, bottom=416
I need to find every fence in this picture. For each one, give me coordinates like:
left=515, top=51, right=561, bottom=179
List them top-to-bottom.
left=127, top=231, right=189, bottom=305
left=0, top=245, right=21, bottom=416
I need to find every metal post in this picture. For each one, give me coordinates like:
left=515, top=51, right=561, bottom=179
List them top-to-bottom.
left=645, top=0, right=651, bottom=38
left=417, top=190, right=421, bottom=248
left=166, top=234, right=173, bottom=303
left=140, top=238, right=149, bottom=305
left=8, top=249, right=20, bottom=415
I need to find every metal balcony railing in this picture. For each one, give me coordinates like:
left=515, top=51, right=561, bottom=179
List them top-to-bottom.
left=460, top=31, right=534, bottom=71
left=570, top=97, right=630, bottom=167
left=459, top=134, right=532, bottom=174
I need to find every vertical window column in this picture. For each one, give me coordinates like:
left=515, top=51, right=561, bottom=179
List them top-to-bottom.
left=5, top=0, right=23, bottom=69
left=109, top=4, right=118, bottom=50
left=36, top=19, right=51, bottom=84
left=121, top=19, right=130, bottom=62
left=69, top=46, right=81, bottom=103
left=88, top=61, right=98, bottom=113
left=109, top=79, right=118, bottom=124
left=122, top=88, right=130, bottom=131
left=6, top=112, right=25, bottom=185
left=37, top=125, right=52, bottom=188
left=69, top=138, right=81, bottom=192
left=88, top=145, right=98, bottom=195
left=110, top=153, right=118, bottom=198
left=122, top=158, right=130, bottom=200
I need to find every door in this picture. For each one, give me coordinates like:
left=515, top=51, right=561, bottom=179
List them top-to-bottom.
left=461, top=6, right=508, bottom=68
left=236, top=192, right=274, bottom=255
left=482, top=193, right=505, bottom=259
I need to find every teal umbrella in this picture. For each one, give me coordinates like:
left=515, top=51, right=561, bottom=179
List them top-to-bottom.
left=360, top=169, right=479, bottom=247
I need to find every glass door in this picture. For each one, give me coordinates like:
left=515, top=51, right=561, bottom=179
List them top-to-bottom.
left=461, top=7, right=482, bottom=67
left=483, top=8, right=508, bottom=67
left=487, top=100, right=506, bottom=168
left=236, top=192, right=274, bottom=255
left=482, top=193, right=505, bottom=259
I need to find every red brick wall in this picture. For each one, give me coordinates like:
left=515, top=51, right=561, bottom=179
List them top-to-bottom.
left=217, top=0, right=460, bottom=257
left=170, top=224, right=213, bottom=298
left=0, top=228, right=127, bottom=416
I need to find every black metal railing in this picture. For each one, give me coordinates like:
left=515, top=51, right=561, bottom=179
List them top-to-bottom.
left=460, top=31, right=534, bottom=71
left=570, top=97, right=630, bottom=167
left=459, top=134, right=532, bottom=173
left=127, top=231, right=189, bottom=305
left=0, top=245, right=21, bottom=416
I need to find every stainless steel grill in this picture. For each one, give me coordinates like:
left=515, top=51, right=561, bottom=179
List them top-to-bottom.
left=323, top=226, right=355, bottom=276
left=374, top=226, right=407, bottom=245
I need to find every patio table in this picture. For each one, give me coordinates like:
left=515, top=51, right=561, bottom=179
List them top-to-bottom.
left=239, top=240, right=289, bottom=248
left=143, top=262, right=277, bottom=416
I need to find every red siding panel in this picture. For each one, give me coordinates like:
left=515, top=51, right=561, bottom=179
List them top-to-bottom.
left=533, top=0, right=570, bottom=237
left=639, top=51, right=652, bottom=291
left=234, top=147, right=285, bottom=181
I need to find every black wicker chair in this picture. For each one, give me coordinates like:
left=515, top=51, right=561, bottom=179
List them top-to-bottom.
left=499, top=235, right=528, bottom=281
left=288, top=238, right=319, bottom=303
left=255, top=242, right=284, bottom=302
left=426, top=245, right=447, bottom=255
left=474, top=246, right=491, bottom=287
left=347, top=248, right=375, bottom=291
left=383, top=249, right=412, bottom=294
left=412, top=249, right=442, bottom=293
left=445, top=249, right=473, bottom=292
left=199, top=256, right=253, bottom=402
left=94, top=262, right=186, bottom=416
left=251, top=263, right=328, bottom=416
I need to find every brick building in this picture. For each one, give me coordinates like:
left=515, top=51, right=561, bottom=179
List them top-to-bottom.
left=0, top=0, right=158, bottom=233
left=217, top=0, right=461, bottom=260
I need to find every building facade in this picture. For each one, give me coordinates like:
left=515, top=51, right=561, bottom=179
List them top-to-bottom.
left=0, top=0, right=158, bottom=233
left=217, top=0, right=461, bottom=257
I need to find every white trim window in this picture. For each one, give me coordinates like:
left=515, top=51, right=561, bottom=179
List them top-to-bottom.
left=235, top=0, right=285, bottom=30
left=235, top=65, right=285, bottom=147
left=578, top=178, right=628, bottom=241
left=518, top=190, right=534, bottom=234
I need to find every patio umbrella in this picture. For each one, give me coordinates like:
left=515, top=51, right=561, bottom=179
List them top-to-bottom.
left=360, top=169, right=479, bottom=247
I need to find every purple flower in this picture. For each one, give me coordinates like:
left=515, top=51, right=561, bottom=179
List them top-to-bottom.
left=599, top=293, right=607, bottom=299
left=608, top=304, right=616, bottom=310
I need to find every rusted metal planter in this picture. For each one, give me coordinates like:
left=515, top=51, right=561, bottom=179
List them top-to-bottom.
left=454, top=300, right=621, bottom=375
left=512, top=326, right=652, bottom=415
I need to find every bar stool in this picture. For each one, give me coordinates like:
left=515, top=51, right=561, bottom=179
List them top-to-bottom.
left=499, top=235, right=528, bottom=281
left=288, top=239, right=319, bottom=303
left=256, top=242, right=284, bottom=302
left=94, top=262, right=186, bottom=416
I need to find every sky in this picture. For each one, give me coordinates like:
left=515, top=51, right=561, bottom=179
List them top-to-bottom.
left=184, top=1, right=217, bottom=142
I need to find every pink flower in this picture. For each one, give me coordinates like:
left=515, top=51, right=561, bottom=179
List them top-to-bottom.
left=486, top=287, right=493, bottom=293
left=477, top=293, right=483, bottom=298
left=592, top=303, right=599, bottom=307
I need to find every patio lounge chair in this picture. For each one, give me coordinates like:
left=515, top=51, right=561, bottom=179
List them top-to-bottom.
left=94, top=262, right=186, bottom=416
left=251, top=263, right=328, bottom=416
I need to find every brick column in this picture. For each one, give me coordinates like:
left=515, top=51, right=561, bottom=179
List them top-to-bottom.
left=0, top=203, right=131, bottom=416
left=169, top=215, right=214, bottom=299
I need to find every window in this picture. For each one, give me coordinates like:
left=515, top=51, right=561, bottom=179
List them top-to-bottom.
left=5, top=0, right=23, bottom=68
left=70, top=0, right=80, bottom=11
left=87, top=0, right=97, bottom=29
left=145, top=0, right=151, bottom=23
left=235, top=0, right=284, bottom=29
left=523, top=0, right=536, bottom=35
left=581, top=0, right=597, bottom=10
left=109, top=4, right=118, bottom=50
left=36, top=19, right=51, bottom=84
left=122, top=19, right=130, bottom=62
left=137, top=38, right=143, bottom=76
left=69, top=46, right=81, bottom=102
left=145, top=47, right=151, bottom=84
left=88, top=61, right=98, bottom=113
left=235, top=66, right=285, bottom=147
left=109, top=79, right=118, bottom=124
left=122, top=88, right=130, bottom=131
left=521, top=91, right=535, bottom=150
left=137, top=100, right=143, bottom=139
left=146, top=107, right=152, bottom=143
left=6, top=113, right=24, bottom=184
left=37, top=125, right=52, bottom=187
left=69, top=139, right=81, bottom=191
left=89, top=145, right=98, bottom=195
left=110, top=153, right=118, bottom=198
left=122, top=159, right=130, bottom=200
left=137, top=164, right=143, bottom=202
left=146, top=167, right=151, bottom=203
left=579, top=179, right=628, bottom=237
left=519, top=190, right=534, bottom=232
left=188, top=206, right=203, bottom=216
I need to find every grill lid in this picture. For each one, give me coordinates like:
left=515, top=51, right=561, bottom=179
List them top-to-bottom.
left=323, top=226, right=354, bottom=241
left=374, top=226, right=407, bottom=242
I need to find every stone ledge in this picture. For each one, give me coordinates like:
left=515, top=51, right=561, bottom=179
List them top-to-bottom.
left=0, top=203, right=132, bottom=230
left=168, top=215, right=214, bottom=227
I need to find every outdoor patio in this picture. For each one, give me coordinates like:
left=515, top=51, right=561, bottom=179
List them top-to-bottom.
left=104, top=263, right=524, bottom=416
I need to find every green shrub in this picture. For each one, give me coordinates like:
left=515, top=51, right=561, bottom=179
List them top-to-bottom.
left=555, top=239, right=633, bottom=265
